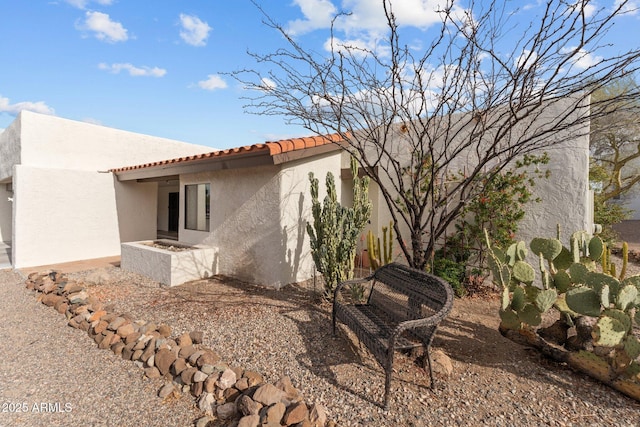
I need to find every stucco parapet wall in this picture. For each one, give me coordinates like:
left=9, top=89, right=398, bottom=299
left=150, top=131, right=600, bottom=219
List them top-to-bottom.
left=121, top=240, right=217, bottom=287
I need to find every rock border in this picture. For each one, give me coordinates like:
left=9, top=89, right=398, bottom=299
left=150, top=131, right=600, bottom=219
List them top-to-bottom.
left=25, top=271, right=334, bottom=427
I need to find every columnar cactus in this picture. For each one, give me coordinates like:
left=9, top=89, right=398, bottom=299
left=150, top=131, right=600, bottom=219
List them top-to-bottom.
left=307, top=157, right=371, bottom=297
left=367, top=221, right=394, bottom=270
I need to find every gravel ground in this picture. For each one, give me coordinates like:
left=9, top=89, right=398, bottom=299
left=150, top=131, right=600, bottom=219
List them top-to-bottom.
left=1, top=257, right=639, bottom=427
left=0, top=269, right=199, bottom=427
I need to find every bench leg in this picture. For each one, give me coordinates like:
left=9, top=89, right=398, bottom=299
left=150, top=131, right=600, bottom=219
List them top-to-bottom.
left=425, top=349, right=435, bottom=390
left=383, top=350, right=394, bottom=410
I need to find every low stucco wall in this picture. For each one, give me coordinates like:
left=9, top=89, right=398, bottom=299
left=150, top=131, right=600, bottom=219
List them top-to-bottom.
left=12, top=166, right=121, bottom=268
left=120, top=240, right=217, bottom=286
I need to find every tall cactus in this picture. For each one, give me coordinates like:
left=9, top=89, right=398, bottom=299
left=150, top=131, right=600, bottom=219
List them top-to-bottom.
left=307, top=157, right=371, bottom=297
left=367, top=221, right=394, bottom=269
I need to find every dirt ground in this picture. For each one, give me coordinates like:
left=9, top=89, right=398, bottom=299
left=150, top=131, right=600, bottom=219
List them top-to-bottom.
left=612, top=220, right=640, bottom=251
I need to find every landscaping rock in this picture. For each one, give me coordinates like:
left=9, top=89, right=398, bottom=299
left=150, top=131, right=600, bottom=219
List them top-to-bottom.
left=107, top=316, right=126, bottom=331
left=116, top=322, right=135, bottom=338
left=157, top=324, right=171, bottom=337
left=189, top=330, right=204, bottom=344
left=176, top=332, right=192, bottom=347
left=178, top=344, right=197, bottom=359
left=155, top=349, right=176, bottom=376
left=432, top=349, right=454, bottom=376
left=196, top=350, right=220, bottom=368
left=171, top=358, right=188, bottom=376
left=145, top=367, right=161, bottom=379
left=180, top=367, right=198, bottom=385
left=217, top=368, right=237, bottom=390
left=193, top=370, right=208, bottom=383
left=243, top=370, right=263, bottom=387
left=158, top=383, right=175, bottom=399
left=253, top=383, right=284, bottom=406
left=198, top=392, right=215, bottom=415
left=237, top=395, right=262, bottom=416
left=283, top=401, right=309, bottom=425
left=216, top=402, right=237, bottom=420
left=265, top=402, right=286, bottom=425
left=309, top=404, right=327, bottom=427
left=238, top=414, right=260, bottom=427
left=195, top=416, right=213, bottom=427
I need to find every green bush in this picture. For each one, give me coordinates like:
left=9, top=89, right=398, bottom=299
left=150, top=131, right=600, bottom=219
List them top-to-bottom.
left=432, top=257, right=467, bottom=298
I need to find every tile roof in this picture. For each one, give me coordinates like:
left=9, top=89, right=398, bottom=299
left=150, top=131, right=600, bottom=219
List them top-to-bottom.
left=111, top=133, right=344, bottom=173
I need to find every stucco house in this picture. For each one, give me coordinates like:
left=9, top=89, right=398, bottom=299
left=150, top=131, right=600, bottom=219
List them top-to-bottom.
left=1, top=95, right=593, bottom=287
left=112, top=96, right=593, bottom=288
left=0, top=110, right=214, bottom=268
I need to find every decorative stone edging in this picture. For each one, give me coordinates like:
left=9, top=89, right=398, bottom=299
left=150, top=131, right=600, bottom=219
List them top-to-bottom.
left=25, top=271, right=334, bottom=427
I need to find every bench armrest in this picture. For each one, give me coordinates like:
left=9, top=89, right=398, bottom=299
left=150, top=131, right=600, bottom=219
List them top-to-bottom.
left=388, top=302, right=453, bottom=349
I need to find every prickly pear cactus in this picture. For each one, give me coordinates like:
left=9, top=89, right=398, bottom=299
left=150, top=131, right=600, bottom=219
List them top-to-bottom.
left=486, top=227, right=640, bottom=388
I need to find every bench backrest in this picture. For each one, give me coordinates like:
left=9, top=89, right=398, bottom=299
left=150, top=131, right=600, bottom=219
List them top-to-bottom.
left=368, top=263, right=454, bottom=342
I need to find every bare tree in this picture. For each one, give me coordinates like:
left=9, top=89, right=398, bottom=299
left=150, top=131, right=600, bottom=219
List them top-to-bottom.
left=232, top=0, right=640, bottom=269
left=590, top=75, right=640, bottom=202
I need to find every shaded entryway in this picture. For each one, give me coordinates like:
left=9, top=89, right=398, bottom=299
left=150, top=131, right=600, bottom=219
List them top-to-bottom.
left=0, top=241, right=12, bottom=270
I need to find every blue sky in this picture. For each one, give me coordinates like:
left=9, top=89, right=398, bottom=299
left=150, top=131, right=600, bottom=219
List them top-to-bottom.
left=0, top=0, right=638, bottom=149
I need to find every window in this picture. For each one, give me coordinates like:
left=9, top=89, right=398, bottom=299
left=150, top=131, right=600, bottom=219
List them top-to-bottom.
left=185, top=183, right=210, bottom=231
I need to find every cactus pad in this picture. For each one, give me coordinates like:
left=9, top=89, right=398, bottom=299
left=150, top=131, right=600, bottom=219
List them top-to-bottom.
left=588, top=236, right=604, bottom=261
left=530, top=238, right=563, bottom=261
left=516, top=241, right=528, bottom=260
left=553, top=246, right=573, bottom=270
left=513, top=261, right=535, bottom=284
left=568, top=263, right=589, bottom=284
left=553, top=270, right=571, bottom=293
left=584, top=272, right=620, bottom=296
left=621, top=275, right=640, bottom=305
left=601, top=284, right=612, bottom=308
left=616, top=285, right=638, bottom=311
left=566, top=286, right=601, bottom=317
left=501, top=287, right=510, bottom=311
left=511, top=287, right=526, bottom=312
left=535, top=289, right=558, bottom=313
left=518, top=304, right=542, bottom=326
left=499, top=309, right=521, bottom=330
left=602, top=309, right=632, bottom=333
left=593, top=315, right=626, bottom=347
left=624, top=335, right=640, bottom=360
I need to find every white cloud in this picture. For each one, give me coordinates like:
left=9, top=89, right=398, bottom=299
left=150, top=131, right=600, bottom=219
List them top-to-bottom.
left=65, top=0, right=114, bottom=9
left=287, top=0, right=337, bottom=35
left=288, top=0, right=464, bottom=36
left=615, top=0, right=639, bottom=15
left=77, top=11, right=128, bottom=43
left=179, top=14, right=211, bottom=47
left=560, top=47, right=603, bottom=70
left=516, top=49, right=539, bottom=69
left=98, top=62, right=167, bottom=77
left=197, top=74, right=227, bottom=91
left=261, top=78, right=277, bottom=89
left=0, top=95, right=55, bottom=116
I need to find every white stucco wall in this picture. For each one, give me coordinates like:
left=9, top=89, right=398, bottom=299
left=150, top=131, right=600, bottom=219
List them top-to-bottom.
left=358, top=94, right=592, bottom=259
left=18, top=110, right=214, bottom=171
left=177, top=151, right=342, bottom=288
left=280, top=151, right=343, bottom=284
left=12, top=166, right=121, bottom=268
left=180, top=166, right=283, bottom=286
left=114, top=179, right=157, bottom=243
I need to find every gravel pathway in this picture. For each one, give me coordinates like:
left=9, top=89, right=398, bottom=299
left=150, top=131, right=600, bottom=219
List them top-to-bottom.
left=0, top=269, right=199, bottom=427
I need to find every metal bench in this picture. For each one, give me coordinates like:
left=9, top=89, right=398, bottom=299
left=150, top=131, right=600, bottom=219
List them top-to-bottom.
left=332, top=262, right=454, bottom=409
